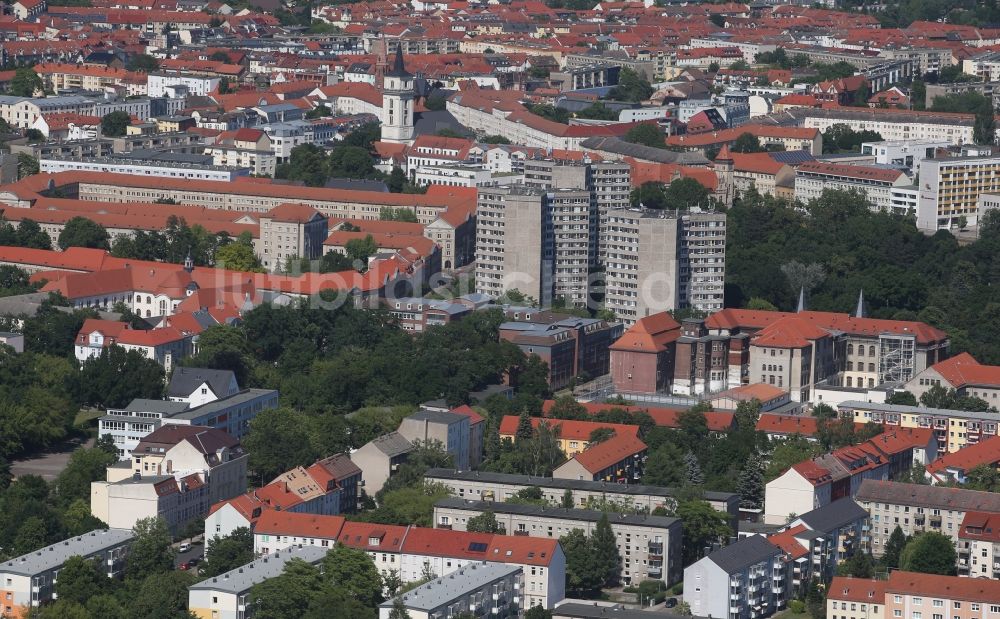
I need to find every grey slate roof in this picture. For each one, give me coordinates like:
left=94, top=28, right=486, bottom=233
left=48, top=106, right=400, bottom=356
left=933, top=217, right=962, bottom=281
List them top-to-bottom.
left=579, top=136, right=710, bottom=165
left=167, top=367, right=237, bottom=399
left=170, top=389, right=277, bottom=421
left=120, top=399, right=191, bottom=415
left=407, top=409, right=467, bottom=425
left=368, top=431, right=415, bottom=457
left=424, top=468, right=738, bottom=504
left=856, top=479, right=1000, bottom=513
left=435, top=497, right=680, bottom=529
left=795, top=498, right=868, bottom=533
left=0, top=529, right=134, bottom=576
left=706, top=535, right=781, bottom=573
left=189, top=546, right=328, bottom=594
left=381, top=562, right=520, bottom=611
left=554, top=603, right=700, bottom=619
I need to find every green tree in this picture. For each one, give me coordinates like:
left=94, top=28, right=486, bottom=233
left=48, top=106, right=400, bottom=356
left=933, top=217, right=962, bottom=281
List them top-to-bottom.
left=127, top=53, right=160, bottom=73
left=9, top=68, right=42, bottom=97
left=608, top=68, right=653, bottom=102
left=576, top=102, right=619, bottom=120
left=525, top=103, right=569, bottom=124
left=100, top=111, right=131, bottom=137
left=623, top=123, right=665, bottom=149
left=732, top=132, right=764, bottom=153
left=480, top=135, right=511, bottom=144
left=275, top=143, right=330, bottom=187
left=329, top=144, right=381, bottom=179
left=16, top=152, right=38, bottom=179
left=664, top=178, right=711, bottom=210
left=380, top=207, right=419, bottom=222
left=58, top=216, right=110, bottom=250
left=345, top=234, right=378, bottom=265
left=215, top=241, right=263, bottom=272
left=74, top=346, right=165, bottom=408
left=886, top=391, right=918, bottom=406
left=243, top=407, right=321, bottom=481
left=515, top=412, right=534, bottom=441
left=765, top=436, right=817, bottom=481
left=53, top=442, right=118, bottom=506
left=642, top=442, right=685, bottom=487
left=683, top=451, right=703, bottom=485
left=736, top=452, right=764, bottom=510
left=965, top=464, right=1000, bottom=492
left=675, top=500, right=731, bottom=564
left=467, top=510, right=506, bottom=533
left=592, top=513, right=622, bottom=586
left=126, top=517, right=175, bottom=581
left=880, top=525, right=907, bottom=570
left=202, top=527, right=254, bottom=577
left=560, top=528, right=604, bottom=594
left=900, top=532, right=957, bottom=575
left=321, top=543, right=385, bottom=608
left=837, top=552, right=875, bottom=578
left=55, top=555, right=110, bottom=605
left=249, top=558, right=321, bottom=619
left=128, top=570, right=198, bottom=619
left=388, top=597, right=412, bottom=619
left=526, top=606, right=553, bottom=619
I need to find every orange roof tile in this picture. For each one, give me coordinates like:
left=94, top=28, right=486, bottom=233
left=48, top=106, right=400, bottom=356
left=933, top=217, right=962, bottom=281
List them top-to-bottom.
left=498, top=415, right=640, bottom=441
left=568, top=433, right=647, bottom=474
left=253, top=511, right=346, bottom=539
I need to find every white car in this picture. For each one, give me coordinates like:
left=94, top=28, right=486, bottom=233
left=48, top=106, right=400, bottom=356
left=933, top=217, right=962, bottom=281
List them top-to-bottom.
left=178, top=542, right=191, bottom=553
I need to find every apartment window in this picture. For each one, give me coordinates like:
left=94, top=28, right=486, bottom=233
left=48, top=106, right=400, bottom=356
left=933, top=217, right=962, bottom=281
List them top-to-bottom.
left=895, top=597, right=903, bottom=604
left=914, top=599, right=923, bottom=606
left=934, top=602, right=944, bottom=608
left=956, top=603, right=963, bottom=609
left=973, top=605, right=980, bottom=612
left=895, top=611, right=902, bottom=617
left=914, top=613, right=922, bottom=619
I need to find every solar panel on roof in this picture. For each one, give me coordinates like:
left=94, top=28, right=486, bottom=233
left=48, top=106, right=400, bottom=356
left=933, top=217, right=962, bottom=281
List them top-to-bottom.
left=469, top=542, right=488, bottom=552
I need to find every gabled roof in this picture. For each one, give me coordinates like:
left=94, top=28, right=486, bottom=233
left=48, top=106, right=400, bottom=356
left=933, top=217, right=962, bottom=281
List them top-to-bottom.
left=264, top=203, right=324, bottom=224
left=609, top=312, right=681, bottom=353
left=752, top=315, right=830, bottom=348
left=926, top=352, right=1000, bottom=389
left=167, top=367, right=237, bottom=398
left=756, top=413, right=819, bottom=437
left=498, top=415, right=640, bottom=442
left=564, top=433, right=647, bottom=474
left=926, top=435, right=1000, bottom=480
left=253, top=511, right=345, bottom=539
left=959, top=511, right=1000, bottom=544
left=337, top=521, right=409, bottom=552
left=706, top=534, right=780, bottom=573
left=887, top=570, right=1000, bottom=604
left=828, top=576, right=887, bottom=604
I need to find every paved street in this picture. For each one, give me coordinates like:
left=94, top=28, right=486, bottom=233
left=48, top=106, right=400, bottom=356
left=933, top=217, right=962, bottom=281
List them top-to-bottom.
left=11, top=437, right=94, bottom=481
left=174, top=539, right=205, bottom=570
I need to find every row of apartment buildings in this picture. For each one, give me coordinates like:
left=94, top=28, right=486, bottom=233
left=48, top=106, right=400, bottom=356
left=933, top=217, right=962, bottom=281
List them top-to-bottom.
left=474, top=159, right=726, bottom=323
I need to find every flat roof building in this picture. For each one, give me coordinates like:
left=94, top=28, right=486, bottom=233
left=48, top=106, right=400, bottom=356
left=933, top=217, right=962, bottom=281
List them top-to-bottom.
left=0, top=528, right=134, bottom=618
left=188, top=546, right=328, bottom=619
left=379, top=562, right=523, bottom=619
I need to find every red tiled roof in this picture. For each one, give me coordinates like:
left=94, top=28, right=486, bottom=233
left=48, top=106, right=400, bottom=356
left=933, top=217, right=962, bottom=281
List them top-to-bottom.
left=797, top=161, right=905, bottom=183
left=265, top=203, right=323, bottom=223
left=705, top=308, right=948, bottom=346
left=609, top=312, right=681, bottom=353
left=752, top=315, right=831, bottom=348
left=927, top=352, right=1000, bottom=389
left=540, top=399, right=735, bottom=432
left=450, top=404, right=484, bottom=426
left=756, top=413, right=819, bottom=437
left=498, top=415, right=640, bottom=441
left=567, top=433, right=647, bottom=474
left=927, top=435, right=1000, bottom=479
left=253, top=511, right=346, bottom=539
left=959, top=511, right=1000, bottom=544
left=337, top=521, right=409, bottom=552
left=767, top=524, right=809, bottom=559
left=401, top=527, right=494, bottom=558
left=485, top=535, right=560, bottom=566
left=887, top=570, right=1000, bottom=604
left=828, top=577, right=888, bottom=604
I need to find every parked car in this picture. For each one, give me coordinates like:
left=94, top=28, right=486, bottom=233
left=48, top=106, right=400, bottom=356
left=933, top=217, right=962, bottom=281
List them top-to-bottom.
left=179, top=542, right=191, bottom=553
left=665, top=598, right=678, bottom=608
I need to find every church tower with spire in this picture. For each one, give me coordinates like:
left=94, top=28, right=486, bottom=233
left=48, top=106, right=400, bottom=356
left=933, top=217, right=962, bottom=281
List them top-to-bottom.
left=380, top=45, right=415, bottom=145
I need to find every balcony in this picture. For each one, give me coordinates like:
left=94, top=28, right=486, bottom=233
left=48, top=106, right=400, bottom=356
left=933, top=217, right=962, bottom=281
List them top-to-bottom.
left=438, top=523, right=452, bottom=530
left=513, top=530, right=529, bottom=536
